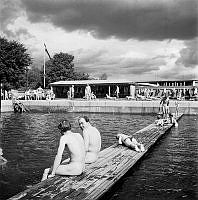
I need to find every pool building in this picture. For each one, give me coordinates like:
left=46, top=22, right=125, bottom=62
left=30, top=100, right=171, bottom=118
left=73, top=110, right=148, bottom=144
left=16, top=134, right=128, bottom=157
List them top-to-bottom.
left=50, top=79, right=198, bottom=99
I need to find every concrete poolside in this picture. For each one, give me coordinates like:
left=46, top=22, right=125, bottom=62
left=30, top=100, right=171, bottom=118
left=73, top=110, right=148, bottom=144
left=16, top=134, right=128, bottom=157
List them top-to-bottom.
left=1, top=99, right=198, bottom=114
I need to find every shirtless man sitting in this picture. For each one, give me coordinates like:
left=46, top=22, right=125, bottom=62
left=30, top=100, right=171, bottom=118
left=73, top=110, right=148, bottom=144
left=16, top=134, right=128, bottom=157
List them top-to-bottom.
left=79, top=116, right=101, bottom=164
left=41, top=120, right=85, bottom=181
left=116, top=133, right=145, bottom=152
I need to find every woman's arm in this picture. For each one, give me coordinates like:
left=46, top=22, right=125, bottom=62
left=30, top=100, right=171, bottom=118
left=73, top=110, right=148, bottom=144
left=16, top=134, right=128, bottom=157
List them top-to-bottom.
left=83, top=131, right=89, bottom=152
left=50, top=136, right=66, bottom=176
left=118, top=136, right=122, bottom=144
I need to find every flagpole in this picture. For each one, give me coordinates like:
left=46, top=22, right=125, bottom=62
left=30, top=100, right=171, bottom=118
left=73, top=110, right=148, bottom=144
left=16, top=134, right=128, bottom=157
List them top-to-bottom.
left=43, top=43, right=46, bottom=88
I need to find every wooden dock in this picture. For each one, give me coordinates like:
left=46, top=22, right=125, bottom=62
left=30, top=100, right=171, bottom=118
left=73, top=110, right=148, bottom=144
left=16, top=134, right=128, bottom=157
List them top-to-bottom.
left=8, top=114, right=183, bottom=200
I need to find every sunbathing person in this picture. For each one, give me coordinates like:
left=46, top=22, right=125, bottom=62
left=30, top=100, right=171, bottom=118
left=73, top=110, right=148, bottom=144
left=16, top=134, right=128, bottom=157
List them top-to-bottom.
left=106, top=94, right=116, bottom=100
left=155, top=114, right=164, bottom=126
left=41, top=120, right=85, bottom=181
left=116, top=133, right=145, bottom=152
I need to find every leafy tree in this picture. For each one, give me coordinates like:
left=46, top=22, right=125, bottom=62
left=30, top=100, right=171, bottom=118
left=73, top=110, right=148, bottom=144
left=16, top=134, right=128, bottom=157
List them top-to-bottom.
left=0, top=37, right=32, bottom=90
left=45, top=52, right=89, bottom=87
left=27, top=66, right=43, bottom=89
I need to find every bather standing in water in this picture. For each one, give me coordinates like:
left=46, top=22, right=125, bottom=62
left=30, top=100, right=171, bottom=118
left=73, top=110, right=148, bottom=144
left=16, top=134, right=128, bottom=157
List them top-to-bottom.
left=79, top=116, right=101, bottom=164
left=41, top=120, right=85, bottom=181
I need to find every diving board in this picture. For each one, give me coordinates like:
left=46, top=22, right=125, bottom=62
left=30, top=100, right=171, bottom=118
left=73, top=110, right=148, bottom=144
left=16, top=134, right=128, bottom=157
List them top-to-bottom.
left=8, top=114, right=183, bottom=200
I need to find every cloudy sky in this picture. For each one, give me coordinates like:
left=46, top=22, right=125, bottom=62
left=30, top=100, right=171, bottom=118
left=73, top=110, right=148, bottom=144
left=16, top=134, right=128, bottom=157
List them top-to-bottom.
left=1, top=0, right=198, bottom=81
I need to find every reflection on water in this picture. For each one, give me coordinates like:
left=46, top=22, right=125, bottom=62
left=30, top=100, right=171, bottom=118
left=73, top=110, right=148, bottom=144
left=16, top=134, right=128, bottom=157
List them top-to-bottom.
left=0, top=112, right=154, bottom=200
left=108, top=115, right=198, bottom=200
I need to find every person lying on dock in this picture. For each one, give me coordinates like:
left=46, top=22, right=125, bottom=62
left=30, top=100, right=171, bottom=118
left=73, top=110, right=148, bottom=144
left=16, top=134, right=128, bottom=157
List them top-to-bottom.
left=106, top=94, right=116, bottom=100
left=155, top=113, right=178, bottom=127
left=155, top=114, right=164, bottom=126
left=79, top=116, right=101, bottom=164
left=41, top=120, right=85, bottom=181
left=116, top=134, right=145, bottom=152
left=0, top=148, right=7, bottom=164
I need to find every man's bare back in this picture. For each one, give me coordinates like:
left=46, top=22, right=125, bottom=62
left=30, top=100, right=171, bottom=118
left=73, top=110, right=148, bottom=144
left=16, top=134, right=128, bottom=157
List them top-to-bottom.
left=79, top=116, right=101, bottom=163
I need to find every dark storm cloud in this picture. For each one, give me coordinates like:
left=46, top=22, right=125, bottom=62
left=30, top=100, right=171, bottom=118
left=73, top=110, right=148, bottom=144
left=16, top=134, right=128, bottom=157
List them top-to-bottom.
left=0, top=0, right=34, bottom=40
left=0, top=0, right=21, bottom=35
left=20, top=0, right=198, bottom=40
left=176, top=38, right=198, bottom=68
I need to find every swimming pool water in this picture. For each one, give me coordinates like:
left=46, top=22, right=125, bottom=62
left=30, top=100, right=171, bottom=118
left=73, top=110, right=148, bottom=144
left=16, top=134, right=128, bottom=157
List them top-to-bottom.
left=0, top=113, right=197, bottom=200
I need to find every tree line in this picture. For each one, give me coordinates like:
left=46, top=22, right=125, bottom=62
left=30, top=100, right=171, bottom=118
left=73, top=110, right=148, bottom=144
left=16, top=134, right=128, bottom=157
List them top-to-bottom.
left=0, top=37, right=91, bottom=91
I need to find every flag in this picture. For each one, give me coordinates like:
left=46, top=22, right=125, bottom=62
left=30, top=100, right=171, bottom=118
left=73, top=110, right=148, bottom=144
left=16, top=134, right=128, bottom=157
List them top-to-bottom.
left=44, top=43, right=52, bottom=59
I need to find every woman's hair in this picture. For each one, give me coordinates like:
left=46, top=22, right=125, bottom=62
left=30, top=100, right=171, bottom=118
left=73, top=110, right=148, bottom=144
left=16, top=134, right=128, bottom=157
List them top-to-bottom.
left=83, top=116, right=89, bottom=122
left=58, top=120, right=71, bottom=133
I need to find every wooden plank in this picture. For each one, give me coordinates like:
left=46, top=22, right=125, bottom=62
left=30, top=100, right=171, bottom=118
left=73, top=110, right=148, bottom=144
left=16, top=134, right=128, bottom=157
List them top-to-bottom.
left=8, top=114, right=183, bottom=200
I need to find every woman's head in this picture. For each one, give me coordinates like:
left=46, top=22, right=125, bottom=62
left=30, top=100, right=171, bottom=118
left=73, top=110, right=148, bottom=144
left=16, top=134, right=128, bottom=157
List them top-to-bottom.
left=58, top=120, right=71, bottom=134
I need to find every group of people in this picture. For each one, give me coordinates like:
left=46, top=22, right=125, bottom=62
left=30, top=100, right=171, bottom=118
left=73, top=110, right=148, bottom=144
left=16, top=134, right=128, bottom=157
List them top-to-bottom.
left=25, top=87, right=55, bottom=101
left=157, top=94, right=179, bottom=127
left=155, top=113, right=178, bottom=127
left=41, top=116, right=145, bottom=181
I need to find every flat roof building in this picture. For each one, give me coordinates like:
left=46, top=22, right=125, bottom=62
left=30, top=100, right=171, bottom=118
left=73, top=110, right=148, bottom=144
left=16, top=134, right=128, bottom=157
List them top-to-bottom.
left=50, top=79, right=198, bottom=100
left=50, top=80, right=157, bottom=99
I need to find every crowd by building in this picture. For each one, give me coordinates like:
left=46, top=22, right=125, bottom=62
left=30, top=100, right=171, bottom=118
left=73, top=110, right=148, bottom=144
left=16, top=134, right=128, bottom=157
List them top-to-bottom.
left=1, top=87, right=55, bottom=101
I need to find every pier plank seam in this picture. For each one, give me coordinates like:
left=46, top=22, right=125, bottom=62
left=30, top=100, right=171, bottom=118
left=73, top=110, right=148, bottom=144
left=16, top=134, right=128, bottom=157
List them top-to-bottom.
left=8, top=114, right=183, bottom=200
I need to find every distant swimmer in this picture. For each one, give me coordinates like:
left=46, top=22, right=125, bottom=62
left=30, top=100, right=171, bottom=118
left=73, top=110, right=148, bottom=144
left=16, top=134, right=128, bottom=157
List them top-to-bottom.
left=79, top=116, right=101, bottom=164
left=41, top=120, right=85, bottom=181
left=116, top=133, right=145, bottom=152
left=0, top=148, right=7, bottom=165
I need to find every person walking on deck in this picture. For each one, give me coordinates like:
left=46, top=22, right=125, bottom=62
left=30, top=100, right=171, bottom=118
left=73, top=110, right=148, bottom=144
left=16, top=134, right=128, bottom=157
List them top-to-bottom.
left=85, top=84, right=91, bottom=100
left=160, top=95, right=169, bottom=118
left=175, top=100, right=179, bottom=116
left=78, top=116, right=101, bottom=164
left=41, top=120, right=85, bottom=181
left=116, top=133, right=145, bottom=152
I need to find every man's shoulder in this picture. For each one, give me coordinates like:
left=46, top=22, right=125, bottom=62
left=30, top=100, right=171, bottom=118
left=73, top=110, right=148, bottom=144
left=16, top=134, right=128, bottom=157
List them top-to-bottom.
left=89, top=125, right=99, bottom=132
left=61, top=132, right=82, bottom=140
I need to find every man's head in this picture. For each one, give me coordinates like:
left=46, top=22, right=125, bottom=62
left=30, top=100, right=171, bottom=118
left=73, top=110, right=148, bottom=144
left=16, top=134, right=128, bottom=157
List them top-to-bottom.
left=79, top=116, right=89, bottom=130
left=58, top=120, right=71, bottom=134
